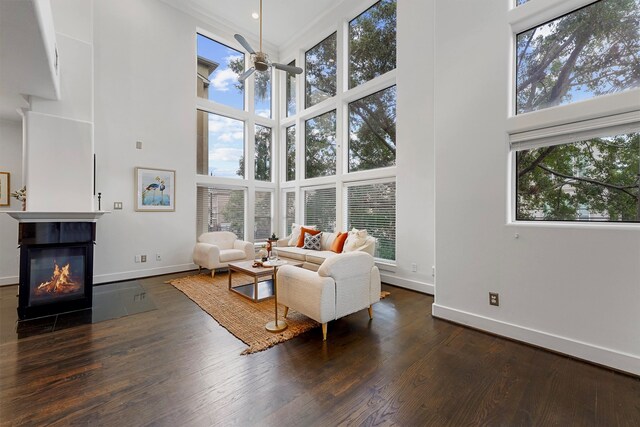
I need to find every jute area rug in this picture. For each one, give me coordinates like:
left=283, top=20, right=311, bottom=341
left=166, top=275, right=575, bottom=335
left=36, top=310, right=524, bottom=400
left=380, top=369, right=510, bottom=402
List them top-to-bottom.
left=168, top=272, right=319, bottom=355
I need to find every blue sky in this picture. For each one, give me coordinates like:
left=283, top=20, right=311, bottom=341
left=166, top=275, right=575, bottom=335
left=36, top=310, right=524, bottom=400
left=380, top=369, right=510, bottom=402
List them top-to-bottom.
left=197, top=34, right=272, bottom=177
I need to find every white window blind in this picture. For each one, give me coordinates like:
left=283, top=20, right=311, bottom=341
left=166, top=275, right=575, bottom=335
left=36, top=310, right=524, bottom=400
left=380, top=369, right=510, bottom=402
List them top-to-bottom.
left=510, top=111, right=640, bottom=151
left=346, top=181, right=396, bottom=261
left=196, top=187, right=245, bottom=240
left=304, top=187, right=336, bottom=232
left=254, top=191, right=272, bottom=241
left=284, top=191, right=295, bottom=236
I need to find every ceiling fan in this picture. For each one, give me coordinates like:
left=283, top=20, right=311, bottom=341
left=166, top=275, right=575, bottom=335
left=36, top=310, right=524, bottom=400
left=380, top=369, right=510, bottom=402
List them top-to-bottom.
left=234, top=0, right=303, bottom=82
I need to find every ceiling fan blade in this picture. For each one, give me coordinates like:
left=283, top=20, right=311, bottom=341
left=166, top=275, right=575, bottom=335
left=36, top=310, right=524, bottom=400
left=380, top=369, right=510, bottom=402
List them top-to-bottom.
left=234, top=34, right=256, bottom=54
left=273, top=63, right=304, bottom=74
left=238, top=67, right=256, bottom=82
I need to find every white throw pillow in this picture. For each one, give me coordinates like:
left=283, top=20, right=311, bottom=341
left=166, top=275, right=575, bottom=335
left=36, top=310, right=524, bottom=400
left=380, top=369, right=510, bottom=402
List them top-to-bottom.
left=288, top=223, right=317, bottom=246
left=343, top=228, right=369, bottom=252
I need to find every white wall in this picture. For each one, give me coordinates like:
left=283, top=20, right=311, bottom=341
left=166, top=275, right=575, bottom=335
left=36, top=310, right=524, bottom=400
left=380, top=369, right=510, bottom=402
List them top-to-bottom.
left=27, top=0, right=94, bottom=212
left=92, top=0, right=212, bottom=282
left=431, top=0, right=640, bottom=375
left=0, top=119, right=23, bottom=285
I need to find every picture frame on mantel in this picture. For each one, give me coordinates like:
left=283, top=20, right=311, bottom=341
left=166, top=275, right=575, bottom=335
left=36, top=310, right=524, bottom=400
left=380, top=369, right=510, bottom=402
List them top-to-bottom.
left=135, top=167, right=175, bottom=212
left=0, top=172, right=9, bottom=206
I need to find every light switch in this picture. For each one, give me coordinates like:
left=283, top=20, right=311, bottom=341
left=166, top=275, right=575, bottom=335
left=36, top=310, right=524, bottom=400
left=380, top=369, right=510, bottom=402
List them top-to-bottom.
left=114, top=202, right=123, bottom=210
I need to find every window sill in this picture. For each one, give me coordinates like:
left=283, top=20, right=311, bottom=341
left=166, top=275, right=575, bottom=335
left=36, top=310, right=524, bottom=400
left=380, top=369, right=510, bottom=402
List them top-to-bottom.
left=507, top=221, right=640, bottom=231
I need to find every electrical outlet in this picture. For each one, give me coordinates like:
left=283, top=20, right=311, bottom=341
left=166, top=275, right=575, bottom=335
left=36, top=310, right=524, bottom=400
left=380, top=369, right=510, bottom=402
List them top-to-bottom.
left=136, top=140, right=143, bottom=149
left=113, top=202, right=123, bottom=210
left=156, top=253, right=161, bottom=261
left=135, top=255, right=140, bottom=263
left=141, top=255, right=147, bottom=263
left=411, top=263, right=417, bottom=272
left=432, top=265, right=436, bottom=277
left=489, top=292, right=500, bottom=306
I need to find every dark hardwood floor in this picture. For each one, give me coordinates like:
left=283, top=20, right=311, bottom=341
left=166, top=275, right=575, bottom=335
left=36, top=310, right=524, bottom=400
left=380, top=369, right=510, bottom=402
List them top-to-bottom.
left=1, top=272, right=638, bottom=426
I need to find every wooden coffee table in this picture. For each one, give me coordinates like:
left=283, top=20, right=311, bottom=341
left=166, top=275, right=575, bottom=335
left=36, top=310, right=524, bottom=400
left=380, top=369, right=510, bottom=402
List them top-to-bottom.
left=227, top=259, right=303, bottom=302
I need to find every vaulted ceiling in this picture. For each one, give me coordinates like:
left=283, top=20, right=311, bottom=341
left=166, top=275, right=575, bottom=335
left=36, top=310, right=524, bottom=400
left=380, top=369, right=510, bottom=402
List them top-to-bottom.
left=160, top=0, right=346, bottom=47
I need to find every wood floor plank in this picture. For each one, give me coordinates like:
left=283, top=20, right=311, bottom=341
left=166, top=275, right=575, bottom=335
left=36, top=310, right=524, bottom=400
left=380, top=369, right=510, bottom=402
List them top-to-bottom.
left=0, top=275, right=638, bottom=426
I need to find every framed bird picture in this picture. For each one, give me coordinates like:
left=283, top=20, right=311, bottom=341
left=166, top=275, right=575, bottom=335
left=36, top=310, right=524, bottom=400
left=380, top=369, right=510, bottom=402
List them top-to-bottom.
left=135, top=167, right=175, bottom=212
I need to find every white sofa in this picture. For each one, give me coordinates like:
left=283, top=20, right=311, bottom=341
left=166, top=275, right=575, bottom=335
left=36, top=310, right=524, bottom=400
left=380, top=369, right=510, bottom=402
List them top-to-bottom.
left=275, top=230, right=376, bottom=271
left=192, top=231, right=254, bottom=277
left=277, top=251, right=381, bottom=340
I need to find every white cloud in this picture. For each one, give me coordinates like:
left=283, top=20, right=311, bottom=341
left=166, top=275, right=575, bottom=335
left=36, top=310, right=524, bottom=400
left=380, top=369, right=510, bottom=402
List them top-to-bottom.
left=210, top=68, right=239, bottom=92
left=209, top=147, right=243, bottom=162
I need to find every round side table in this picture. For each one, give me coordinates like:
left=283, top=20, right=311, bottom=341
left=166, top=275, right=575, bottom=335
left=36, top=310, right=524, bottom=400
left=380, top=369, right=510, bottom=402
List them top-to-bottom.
left=263, top=259, right=288, bottom=333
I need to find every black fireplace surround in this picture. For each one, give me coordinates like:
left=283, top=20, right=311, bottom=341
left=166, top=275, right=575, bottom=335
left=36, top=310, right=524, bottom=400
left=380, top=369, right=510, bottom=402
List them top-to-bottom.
left=18, top=222, right=95, bottom=320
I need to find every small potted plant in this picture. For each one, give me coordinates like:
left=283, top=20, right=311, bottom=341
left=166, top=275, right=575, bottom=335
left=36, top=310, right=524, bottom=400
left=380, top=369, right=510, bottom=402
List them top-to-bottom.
left=11, top=186, right=26, bottom=211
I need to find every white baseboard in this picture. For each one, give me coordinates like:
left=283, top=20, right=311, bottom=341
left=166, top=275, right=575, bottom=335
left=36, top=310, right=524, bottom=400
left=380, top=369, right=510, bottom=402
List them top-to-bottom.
left=93, top=263, right=197, bottom=284
left=380, top=273, right=434, bottom=295
left=0, top=276, right=18, bottom=286
left=432, top=303, right=640, bottom=377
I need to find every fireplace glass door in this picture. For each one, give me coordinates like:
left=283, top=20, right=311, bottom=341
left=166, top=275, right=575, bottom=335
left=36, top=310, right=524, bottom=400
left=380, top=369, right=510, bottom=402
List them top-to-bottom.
left=28, top=246, right=87, bottom=306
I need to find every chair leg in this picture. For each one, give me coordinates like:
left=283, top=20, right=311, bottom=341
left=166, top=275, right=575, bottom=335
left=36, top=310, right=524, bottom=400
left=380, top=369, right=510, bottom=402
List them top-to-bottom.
left=211, top=269, right=215, bottom=278
left=368, top=305, right=373, bottom=319
left=283, top=306, right=289, bottom=318
left=322, top=323, right=327, bottom=341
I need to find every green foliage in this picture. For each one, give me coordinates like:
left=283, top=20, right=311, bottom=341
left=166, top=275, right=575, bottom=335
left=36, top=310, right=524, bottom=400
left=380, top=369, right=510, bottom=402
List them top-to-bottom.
left=349, top=0, right=397, bottom=88
left=517, top=0, right=640, bottom=113
left=305, top=33, right=337, bottom=107
left=349, top=86, right=396, bottom=172
left=305, top=111, right=337, bottom=179
left=254, top=125, right=272, bottom=181
left=286, top=126, right=296, bottom=181
left=517, top=133, right=640, bottom=221
left=218, top=190, right=245, bottom=239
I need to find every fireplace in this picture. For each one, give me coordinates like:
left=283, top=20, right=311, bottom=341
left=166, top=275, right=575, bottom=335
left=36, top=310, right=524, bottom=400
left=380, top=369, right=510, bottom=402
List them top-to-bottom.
left=18, top=222, right=95, bottom=319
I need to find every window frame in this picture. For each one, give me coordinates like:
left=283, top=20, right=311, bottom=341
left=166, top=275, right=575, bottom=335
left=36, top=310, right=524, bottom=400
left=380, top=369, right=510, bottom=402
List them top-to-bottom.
left=507, top=0, right=640, bottom=227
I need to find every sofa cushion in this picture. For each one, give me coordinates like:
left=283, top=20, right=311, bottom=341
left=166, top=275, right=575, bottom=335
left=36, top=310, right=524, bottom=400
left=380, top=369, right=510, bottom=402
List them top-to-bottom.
left=343, top=228, right=369, bottom=252
left=303, top=232, right=322, bottom=250
left=320, top=232, right=338, bottom=251
left=275, top=246, right=308, bottom=261
left=219, top=249, right=247, bottom=262
left=305, top=250, right=338, bottom=265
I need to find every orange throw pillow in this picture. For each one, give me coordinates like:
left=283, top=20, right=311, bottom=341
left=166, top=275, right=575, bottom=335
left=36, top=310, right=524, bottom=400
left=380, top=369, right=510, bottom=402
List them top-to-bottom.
left=297, top=227, right=321, bottom=247
left=330, top=232, right=349, bottom=253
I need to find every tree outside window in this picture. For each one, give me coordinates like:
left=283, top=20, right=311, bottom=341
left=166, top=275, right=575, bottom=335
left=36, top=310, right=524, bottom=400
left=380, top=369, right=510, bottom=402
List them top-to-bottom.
left=349, top=0, right=397, bottom=89
left=516, top=0, right=640, bottom=114
left=305, top=33, right=337, bottom=108
left=349, top=86, right=396, bottom=172
left=305, top=110, right=337, bottom=179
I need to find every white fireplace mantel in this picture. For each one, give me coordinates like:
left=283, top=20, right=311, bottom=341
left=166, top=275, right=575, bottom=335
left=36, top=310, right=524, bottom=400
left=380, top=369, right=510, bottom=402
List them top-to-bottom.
left=5, top=211, right=110, bottom=223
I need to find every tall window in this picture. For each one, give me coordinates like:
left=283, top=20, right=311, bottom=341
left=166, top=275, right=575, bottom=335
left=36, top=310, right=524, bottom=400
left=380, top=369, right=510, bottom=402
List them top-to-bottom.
left=349, top=0, right=397, bottom=89
left=516, top=0, right=640, bottom=114
left=305, top=33, right=337, bottom=108
left=196, top=34, right=245, bottom=110
left=286, top=60, right=296, bottom=117
left=254, top=70, right=272, bottom=118
left=348, top=86, right=397, bottom=172
left=305, top=110, right=337, bottom=178
left=197, top=111, right=244, bottom=178
left=254, top=125, right=272, bottom=181
left=286, top=125, right=296, bottom=181
left=516, top=130, right=640, bottom=222
left=346, top=181, right=396, bottom=261
left=197, top=187, right=246, bottom=239
left=304, top=187, right=336, bottom=232
left=254, top=191, right=272, bottom=240
left=284, top=191, right=296, bottom=235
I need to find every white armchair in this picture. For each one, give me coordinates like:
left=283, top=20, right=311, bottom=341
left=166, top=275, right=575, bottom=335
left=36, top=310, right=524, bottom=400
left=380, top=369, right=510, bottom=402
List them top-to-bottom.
left=192, top=231, right=254, bottom=277
left=277, top=252, right=381, bottom=340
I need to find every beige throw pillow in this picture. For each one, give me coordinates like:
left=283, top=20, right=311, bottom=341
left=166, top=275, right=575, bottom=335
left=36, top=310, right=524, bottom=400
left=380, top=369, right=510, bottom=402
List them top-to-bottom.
left=343, top=228, right=369, bottom=252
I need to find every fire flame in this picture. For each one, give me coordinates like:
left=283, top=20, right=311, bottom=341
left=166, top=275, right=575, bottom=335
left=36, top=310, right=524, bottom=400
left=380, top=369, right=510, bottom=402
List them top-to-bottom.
left=34, top=263, right=80, bottom=295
